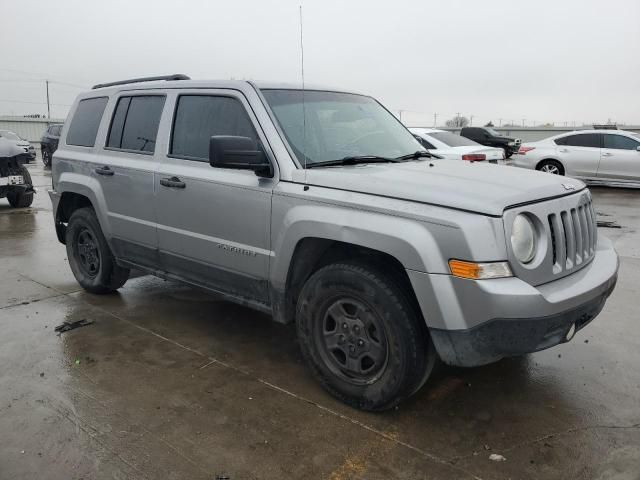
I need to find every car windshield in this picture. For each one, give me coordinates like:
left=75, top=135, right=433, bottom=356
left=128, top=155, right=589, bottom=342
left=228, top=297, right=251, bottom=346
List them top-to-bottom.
left=261, top=89, right=423, bottom=167
left=485, top=127, right=502, bottom=137
left=0, top=131, right=20, bottom=141
left=430, top=131, right=479, bottom=147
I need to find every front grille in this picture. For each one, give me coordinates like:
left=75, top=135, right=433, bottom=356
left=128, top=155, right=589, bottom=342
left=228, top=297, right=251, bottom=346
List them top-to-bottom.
left=547, top=199, right=597, bottom=274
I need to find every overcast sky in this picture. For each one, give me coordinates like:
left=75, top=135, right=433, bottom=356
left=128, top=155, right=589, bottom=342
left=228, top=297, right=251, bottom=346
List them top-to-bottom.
left=2, top=0, right=639, bottom=126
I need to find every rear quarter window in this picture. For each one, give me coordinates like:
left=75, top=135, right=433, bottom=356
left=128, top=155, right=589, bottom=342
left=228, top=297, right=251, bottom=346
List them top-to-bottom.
left=66, top=97, right=108, bottom=147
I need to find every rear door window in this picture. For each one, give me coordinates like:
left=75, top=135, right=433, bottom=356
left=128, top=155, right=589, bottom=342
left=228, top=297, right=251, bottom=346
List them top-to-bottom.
left=107, top=95, right=165, bottom=153
left=170, top=95, right=259, bottom=161
left=66, top=97, right=108, bottom=147
left=555, top=134, right=602, bottom=148
left=602, top=134, right=639, bottom=150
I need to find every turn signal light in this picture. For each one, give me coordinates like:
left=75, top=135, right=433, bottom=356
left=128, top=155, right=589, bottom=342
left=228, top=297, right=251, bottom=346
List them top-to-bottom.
left=462, top=154, right=486, bottom=162
left=449, top=260, right=513, bottom=280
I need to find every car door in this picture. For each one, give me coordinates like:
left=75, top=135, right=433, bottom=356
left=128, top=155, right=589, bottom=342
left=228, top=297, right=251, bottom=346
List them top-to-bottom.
left=155, top=90, right=275, bottom=305
left=96, top=92, right=166, bottom=268
left=555, top=133, right=603, bottom=179
left=597, top=133, right=640, bottom=183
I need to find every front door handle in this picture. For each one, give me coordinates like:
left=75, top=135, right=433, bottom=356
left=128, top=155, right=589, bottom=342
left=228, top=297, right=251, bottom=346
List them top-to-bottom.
left=602, top=152, right=613, bottom=157
left=95, top=166, right=114, bottom=176
left=160, top=176, right=186, bottom=189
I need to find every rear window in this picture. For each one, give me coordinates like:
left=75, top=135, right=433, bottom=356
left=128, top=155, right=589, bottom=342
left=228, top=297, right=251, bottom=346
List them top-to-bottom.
left=107, top=95, right=165, bottom=153
left=66, top=97, right=108, bottom=147
left=430, top=131, right=479, bottom=147
left=555, top=133, right=602, bottom=148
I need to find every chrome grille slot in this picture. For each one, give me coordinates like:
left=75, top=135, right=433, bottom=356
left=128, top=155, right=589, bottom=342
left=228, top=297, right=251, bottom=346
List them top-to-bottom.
left=546, top=199, right=597, bottom=275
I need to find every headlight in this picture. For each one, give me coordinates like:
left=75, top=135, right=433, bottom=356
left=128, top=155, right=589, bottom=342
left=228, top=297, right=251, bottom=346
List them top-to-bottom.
left=511, top=214, right=536, bottom=263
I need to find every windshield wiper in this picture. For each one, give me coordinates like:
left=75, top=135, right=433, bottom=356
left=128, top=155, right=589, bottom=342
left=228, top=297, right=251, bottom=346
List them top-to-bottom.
left=396, top=150, right=443, bottom=160
left=306, top=155, right=401, bottom=169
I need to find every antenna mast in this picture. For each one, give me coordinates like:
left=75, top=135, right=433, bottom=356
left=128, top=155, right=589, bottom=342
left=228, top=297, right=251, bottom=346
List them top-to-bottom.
left=299, top=4, right=308, bottom=186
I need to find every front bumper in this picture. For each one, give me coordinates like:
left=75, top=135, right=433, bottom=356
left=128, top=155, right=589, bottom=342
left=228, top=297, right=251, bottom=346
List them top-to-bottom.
left=408, top=235, right=619, bottom=366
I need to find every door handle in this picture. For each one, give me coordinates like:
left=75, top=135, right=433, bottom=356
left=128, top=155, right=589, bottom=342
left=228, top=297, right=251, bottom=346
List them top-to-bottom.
left=559, top=149, right=569, bottom=153
left=602, top=152, right=613, bottom=157
left=95, top=166, right=114, bottom=176
left=160, top=176, right=186, bottom=189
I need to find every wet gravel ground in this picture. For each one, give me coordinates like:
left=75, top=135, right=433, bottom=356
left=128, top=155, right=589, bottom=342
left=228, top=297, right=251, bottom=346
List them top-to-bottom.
left=1, top=160, right=638, bottom=479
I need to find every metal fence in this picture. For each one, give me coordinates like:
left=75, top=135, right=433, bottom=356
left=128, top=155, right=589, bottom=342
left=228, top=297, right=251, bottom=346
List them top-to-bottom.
left=0, top=116, right=65, bottom=146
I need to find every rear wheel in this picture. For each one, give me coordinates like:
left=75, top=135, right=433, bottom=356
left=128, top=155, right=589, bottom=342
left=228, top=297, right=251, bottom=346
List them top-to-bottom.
left=42, top=149, right=51, bottom=167
left=537, top=159, right=564, bottom=175
left=6, top=166, right=34, bottom=208
left=66, top=207, right=129, bottom=294
left=296, top=262, right=435, bottom=411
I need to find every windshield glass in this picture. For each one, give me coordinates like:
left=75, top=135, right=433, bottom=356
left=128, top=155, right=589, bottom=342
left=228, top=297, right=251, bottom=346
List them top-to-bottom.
left=261, top=89, right=423, bottom=166
left=485, top=127, right=502, bottom=137
left=0, top=131, right=20, bottom=141
left=430, top=131, right=479, bottom=147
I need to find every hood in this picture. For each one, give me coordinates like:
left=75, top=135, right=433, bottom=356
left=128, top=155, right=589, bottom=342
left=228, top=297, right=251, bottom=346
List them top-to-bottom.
left=295, top=161, right=585, bottom=216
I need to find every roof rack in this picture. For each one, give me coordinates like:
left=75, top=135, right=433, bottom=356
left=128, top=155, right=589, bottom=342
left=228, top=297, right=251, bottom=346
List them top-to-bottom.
left=92, top=74, right=190, bottom=90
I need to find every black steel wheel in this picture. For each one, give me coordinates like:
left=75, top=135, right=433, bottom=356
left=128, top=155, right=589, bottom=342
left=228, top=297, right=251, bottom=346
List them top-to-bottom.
left=42, top=149, right=51, bottom=167
left=66, top=207, right=129, bottom=294
left=296, top=262, right=436, bottom=411
left=315, top=296, right=388, bottom=385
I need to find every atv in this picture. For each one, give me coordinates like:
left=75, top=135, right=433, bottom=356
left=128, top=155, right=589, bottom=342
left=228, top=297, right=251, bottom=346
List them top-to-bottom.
left=0, top=137, right=34, bottom=208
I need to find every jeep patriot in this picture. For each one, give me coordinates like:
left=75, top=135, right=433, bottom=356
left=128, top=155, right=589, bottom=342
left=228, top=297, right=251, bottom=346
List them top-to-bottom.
left=49, top=75, right=618, bottom=410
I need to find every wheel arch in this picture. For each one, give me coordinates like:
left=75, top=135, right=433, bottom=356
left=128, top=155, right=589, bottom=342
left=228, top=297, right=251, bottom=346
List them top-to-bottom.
left=536, top=157, right=565, bottom=174
left=54, top=177, right=110, bottom=244
left=271, top=237, right=425, bottom=326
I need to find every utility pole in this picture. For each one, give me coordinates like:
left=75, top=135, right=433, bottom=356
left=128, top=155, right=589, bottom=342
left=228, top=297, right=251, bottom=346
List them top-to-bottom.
left=45, top=80, right=51, bottom=119
left=398, top=110, right=404, bottom=123
left=455, top=112, right=461, bottom=127
left=433, top=113, right=438, bottom=127
left=470, top=114, right=474, bottom=126
left=498, top=118, right=502, bottom=127
left=521, top=118, right=525, bottom=128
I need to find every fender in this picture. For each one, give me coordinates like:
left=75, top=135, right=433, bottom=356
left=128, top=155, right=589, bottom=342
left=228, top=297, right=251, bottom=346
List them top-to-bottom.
left=56, top=171, right=112, bottom=239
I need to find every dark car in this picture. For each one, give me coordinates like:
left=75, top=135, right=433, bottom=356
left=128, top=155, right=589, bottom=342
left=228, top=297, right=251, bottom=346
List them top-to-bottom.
left=40, top=123, right=63, bottom=167
left=460, top=127, right=521, bottom=158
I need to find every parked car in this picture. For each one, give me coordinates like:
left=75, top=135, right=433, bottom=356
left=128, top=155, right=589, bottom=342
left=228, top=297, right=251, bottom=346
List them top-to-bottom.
left=49, top=75, right=618, bottom=411
left=41, top=123, right=63, bottom=167
left=460, top=126, right=521, bottom=158
left=410, top=128, right=506, bottom=164
left=0, top=130, right=36, bottom=163
left=513, top=130, right=640, bottom=188
left=0, top=136, right=34, bottom=208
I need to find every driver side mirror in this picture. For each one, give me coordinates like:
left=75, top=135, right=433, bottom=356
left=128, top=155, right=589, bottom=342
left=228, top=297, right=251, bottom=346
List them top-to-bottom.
left=209, top=136, right=273, bottom=177
left=636, top=145, right=640, bottom=152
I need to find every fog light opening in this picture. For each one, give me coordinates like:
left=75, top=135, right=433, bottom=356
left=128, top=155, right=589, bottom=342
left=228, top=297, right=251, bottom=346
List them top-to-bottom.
left=565, top=323, right=576, bottom=341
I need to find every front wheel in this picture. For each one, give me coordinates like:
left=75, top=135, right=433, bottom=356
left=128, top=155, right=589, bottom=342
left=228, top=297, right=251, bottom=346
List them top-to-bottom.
left=537, top=159, right=564, bottom=175
left=6, top=166, right=34, bottom=208
left=66, top=207, right=130, bottom=294
left=296, top=262, right=435, bottom=411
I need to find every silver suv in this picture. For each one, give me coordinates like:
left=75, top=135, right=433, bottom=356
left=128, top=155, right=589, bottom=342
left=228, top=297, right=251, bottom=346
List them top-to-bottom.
left=49, top=75, right=619, bottom=411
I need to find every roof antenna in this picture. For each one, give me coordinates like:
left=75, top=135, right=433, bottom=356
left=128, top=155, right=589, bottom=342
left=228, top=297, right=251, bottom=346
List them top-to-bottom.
left=299, top=3, right=309, bottom=190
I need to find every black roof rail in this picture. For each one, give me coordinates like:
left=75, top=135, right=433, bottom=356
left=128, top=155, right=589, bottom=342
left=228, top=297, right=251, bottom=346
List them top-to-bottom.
left=92, top=74, right=190, bottom=90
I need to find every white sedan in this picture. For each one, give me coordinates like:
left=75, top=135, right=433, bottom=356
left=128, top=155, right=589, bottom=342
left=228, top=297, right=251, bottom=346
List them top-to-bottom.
left=409, top=128, right=506, bottom=164
left=513, top=129, right=640, bottom=187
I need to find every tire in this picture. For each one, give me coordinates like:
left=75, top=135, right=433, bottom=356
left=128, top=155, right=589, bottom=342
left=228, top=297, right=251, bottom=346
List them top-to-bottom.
left=42, top=148, right=51, bottom=167
left=503, top=148, right=513, bottom=159
left=537, top=159, right=564, bottom=176
left=6, top=166, right=34, bottom=208
left=65, top=207, right=130, bottom=294
left=296, top=262, right=435, bottom=411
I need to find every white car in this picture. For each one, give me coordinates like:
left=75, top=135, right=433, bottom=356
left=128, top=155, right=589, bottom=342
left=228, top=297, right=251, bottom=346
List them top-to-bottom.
left=410, top=128, right=506, bottom=164
left=513, top=129, right=640, bottom=188
left=0, top=130, right=36, bottom=163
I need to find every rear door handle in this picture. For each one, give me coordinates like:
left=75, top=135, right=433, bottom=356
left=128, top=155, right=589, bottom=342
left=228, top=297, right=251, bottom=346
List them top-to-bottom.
left=559, top=149, right=569, bottom=153
left=602, top=152, right=613, bottom=157
left=95, top=166, right=114, bottom=176
left=160, top=176, right=186, bottom=189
